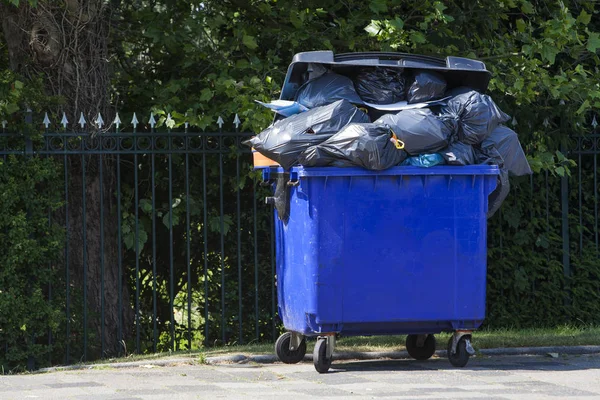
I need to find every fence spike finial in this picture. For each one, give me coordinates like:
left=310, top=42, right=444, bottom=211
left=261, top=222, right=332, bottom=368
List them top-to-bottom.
left=559, top=99, right=566, bottom=106
left=43, top=112, right=51, bottom=129
left=61, top=112, right=68, bottom=129
left=78, top=112, right=86, bottom=129
left=114, top=112, right=122, bottom=130
left=131, top=112, right=139, bottom=129
left=149, top=112, right=156, bottom=128
left=95, top=113, right=104, bottom=129
left=166, top=113, right=174, bottom=129
left=233, top=114, right=241, bottom=129
left=592, top=115, right=598, bottom=129
left=217, top=116, right=224, bottom=129
left=511, top=116, right=518, bottom=126
left=543, top=118, right=550, bottom=128
left=1, top=120, right=6, bottom=129
left=184, top=121, right=189, bottom=129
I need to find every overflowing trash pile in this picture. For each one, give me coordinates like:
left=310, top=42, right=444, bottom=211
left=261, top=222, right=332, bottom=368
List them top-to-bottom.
left=246, top=66, right=532, bottom=217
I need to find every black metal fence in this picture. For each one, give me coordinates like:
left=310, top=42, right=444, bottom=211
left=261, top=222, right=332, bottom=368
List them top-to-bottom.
left=2, top=110, right=600, bottom=369
left=1, top=111, right=277, bottom=367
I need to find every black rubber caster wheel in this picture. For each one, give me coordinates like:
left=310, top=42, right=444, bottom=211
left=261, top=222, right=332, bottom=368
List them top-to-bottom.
left=275, top=332, right=306, bottom=364
left=406, top=334, right=436, bottom=360
left=447, top=336, right=470, bottom=368
left=313, top=337, right=332, bottom=373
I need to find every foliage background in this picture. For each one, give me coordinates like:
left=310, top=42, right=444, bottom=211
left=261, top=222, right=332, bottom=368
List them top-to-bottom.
left=1, top=0, right=600, bottom=370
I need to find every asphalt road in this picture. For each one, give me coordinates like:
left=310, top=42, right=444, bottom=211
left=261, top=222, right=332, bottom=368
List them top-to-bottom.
left=1, top=353, right=600, bottom=399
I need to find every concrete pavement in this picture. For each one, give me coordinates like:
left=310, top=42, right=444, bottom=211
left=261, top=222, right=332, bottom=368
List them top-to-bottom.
left=1, top=353, right=600, bottom=399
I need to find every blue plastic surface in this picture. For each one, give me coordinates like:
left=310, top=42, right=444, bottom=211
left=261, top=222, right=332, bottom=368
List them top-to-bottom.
left=274, top=165, right=499, bottom=336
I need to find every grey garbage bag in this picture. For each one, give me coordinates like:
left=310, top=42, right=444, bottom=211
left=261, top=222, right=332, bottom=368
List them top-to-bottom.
left=354, top=67, right=405, bottom=104
left=407, top=71, right=447, bottom=104
left=295, top=72, right=364, bottom=109
left=441, top=91, right=510, bottom=145
left=245, top=100, right=369, bottom=170
left=375, top=109, right=454, bottom=155
left=298, top=123, right=407, bottom=170
left=483, top=125, right=532, bottom=176
left=441, top=141, right=476, bottom=166
left=475, top=144, right=509, bottom=218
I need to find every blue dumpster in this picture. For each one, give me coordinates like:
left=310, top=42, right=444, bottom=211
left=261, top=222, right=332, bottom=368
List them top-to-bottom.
left=268, top=165, right=499, bottom=372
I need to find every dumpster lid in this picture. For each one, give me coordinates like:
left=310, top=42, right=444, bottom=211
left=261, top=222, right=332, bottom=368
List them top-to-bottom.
left=280, top=51, right=492, bottom=102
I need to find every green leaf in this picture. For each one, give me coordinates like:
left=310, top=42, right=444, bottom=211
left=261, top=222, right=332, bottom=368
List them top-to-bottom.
left=369, top=0, right=388, bottom=14
left=520, top=1, right=534, bottom=14
left=577, top=10, right=591, bottom=25
left=389, top=17, right=404, bottom=30
left=516, top=19, right=526, bottom=33
left=365, top=20, right=381, bottom=36
left=410, top=31, right=427, bottom=44
left=586, top=32, right=600, bottom=53
left=242, top=34, right=258, bottom=50
left=540, top=44, right=559, bottom=64
left=13, top=80, right=23, bottom=90
left=199, top=88, right=213, bottom=102
left=576, top=99, right=590, bottom=114
left=5, top=103, right=19, bottom=114
left=556, top=166, right=565, bottom=177
left=140, top=199, right=153, bottom=214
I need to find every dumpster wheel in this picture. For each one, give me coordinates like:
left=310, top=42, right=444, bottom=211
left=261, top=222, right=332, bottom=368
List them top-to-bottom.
left=275, top=332, right=306, bottom=364
left=406, top=334, right=436, bottom=360
left=447, top=336, right=471, bottom=367
left=313, top=337, right=333, bottom=373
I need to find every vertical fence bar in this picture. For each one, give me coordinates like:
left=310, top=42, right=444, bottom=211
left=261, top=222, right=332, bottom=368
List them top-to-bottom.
left=46, top=128, right=52, bottom=365
left=134, top=130, right=140, bottom=354
left=168, top=135, right=175, bottom=351
left=219, top=136, right=226, bottom=344
left=185, top=139, right=192, bottom=349
left=82, top=145, right=88, bottom=361
left=560, top=145, right=570, bottom=304
left=236, top=146, right=242, bottom=343
left=202, top=149, right=209, bottom=344
left=64, top=150, right=70, bottom=364
left=151, top=150, right=157, bottom=352
left=116, top=151, right=123, bottom=355
left=99, top=152, right=105, bottom=357
left=579, top=153, right=583, bottom=254
left=595, top=154, right=598, bottom=253
left=545, top=169, right=550, bottom=230
left=253, top=182, right=259, bottom=341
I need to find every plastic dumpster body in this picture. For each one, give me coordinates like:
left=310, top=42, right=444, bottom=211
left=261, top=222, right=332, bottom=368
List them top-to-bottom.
left=266, top=165, right=498, bottom=371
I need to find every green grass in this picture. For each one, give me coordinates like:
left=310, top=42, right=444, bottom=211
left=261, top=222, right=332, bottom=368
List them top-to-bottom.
left=77, top=325, right=600, bottom=366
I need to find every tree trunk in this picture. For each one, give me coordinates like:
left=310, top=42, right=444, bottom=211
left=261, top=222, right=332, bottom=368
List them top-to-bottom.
left=1, top=1, right=132, bottom=360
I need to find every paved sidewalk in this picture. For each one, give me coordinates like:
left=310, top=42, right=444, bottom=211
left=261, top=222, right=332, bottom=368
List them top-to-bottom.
left=1, top=353, right=600, bottom=399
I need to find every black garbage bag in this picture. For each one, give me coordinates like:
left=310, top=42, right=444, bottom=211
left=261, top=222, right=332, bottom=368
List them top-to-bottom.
left=354, top=67, right=405, bottom=104
left=406, top=71, right=447, bottom=104
left=295, top=72, right=364, bottom=109
left=445, top=86, right=477, bottom=97
left=441, top=91, right=510, bottom=145
left=245, top=100, right=369, bottom=170
left=375, top=109, right=454, bottom=155
left=299, top=123, right=407, bottom=170
left=483, top=125, right=532, bottom=176
left=441, top=141, right=476, bottom=166
left=475, top=144, right=509, bottom=218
